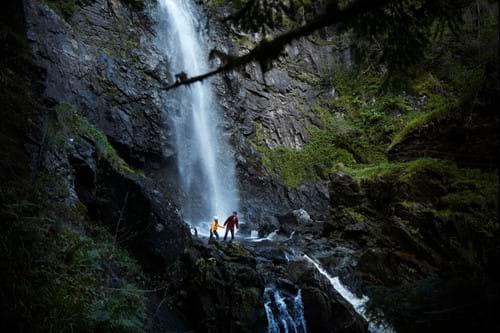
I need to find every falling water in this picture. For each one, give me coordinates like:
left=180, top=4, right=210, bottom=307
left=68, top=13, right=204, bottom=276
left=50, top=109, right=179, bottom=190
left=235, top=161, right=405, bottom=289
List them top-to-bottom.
left=156, top=0, right=238, bottom=229
left=303, top=255, right=395, bottom=333
left=264, top=287, right=307, bottom=333
left=291, top=290, right=307, bottom=332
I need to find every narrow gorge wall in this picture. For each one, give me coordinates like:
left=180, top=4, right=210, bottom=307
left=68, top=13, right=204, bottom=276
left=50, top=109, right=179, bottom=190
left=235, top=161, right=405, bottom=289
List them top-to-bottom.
left=22, top=0, right=194, bottom=267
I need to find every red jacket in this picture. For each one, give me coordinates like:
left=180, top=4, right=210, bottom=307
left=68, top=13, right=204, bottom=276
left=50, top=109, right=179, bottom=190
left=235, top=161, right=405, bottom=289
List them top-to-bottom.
left=224, top=215, right=239, bottom=229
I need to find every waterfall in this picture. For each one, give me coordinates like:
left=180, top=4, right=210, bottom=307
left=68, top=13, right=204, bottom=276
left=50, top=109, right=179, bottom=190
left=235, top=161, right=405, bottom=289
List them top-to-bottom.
left=156, top=0, right=239, bottom=230
left=303, top=255, right=395, bottom=333
left=264, top=287, right=307, bottom=333
left=291, top=290, right=307, bottom=332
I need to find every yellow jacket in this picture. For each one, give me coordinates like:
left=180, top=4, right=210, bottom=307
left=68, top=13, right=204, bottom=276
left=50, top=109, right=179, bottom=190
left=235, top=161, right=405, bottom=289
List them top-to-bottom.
left=210, top=220, right=224, bottom=232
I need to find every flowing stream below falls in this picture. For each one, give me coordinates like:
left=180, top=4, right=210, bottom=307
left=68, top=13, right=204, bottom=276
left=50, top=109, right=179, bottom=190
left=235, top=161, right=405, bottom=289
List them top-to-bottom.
left=303, top=255, right=394, bottom=333
left=264, top=287, right=307, bottom=333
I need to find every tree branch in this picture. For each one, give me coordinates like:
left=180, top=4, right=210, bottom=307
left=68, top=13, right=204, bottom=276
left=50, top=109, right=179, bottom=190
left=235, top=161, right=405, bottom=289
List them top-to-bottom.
left=161, top=0, right=391, bottom=91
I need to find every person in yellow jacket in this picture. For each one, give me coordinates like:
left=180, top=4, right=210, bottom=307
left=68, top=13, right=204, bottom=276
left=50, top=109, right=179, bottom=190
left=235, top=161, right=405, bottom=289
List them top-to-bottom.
left=209, top=216, right=224, bottom=241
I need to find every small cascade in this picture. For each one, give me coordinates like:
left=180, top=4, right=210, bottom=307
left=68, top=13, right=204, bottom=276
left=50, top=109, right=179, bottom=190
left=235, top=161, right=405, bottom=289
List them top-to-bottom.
left=249, top=230, right=279, bottom=243
left=284, top=249, right=297, bottom=262
left=303, top=255, right=394, bottom=333
left=264, top=287, right=307, bottom=333
left=291, top=290, right=307, bottom=332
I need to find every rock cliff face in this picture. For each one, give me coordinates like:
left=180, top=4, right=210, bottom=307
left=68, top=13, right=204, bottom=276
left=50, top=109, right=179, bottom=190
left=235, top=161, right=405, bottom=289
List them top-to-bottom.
left=7, top=0, right=498, bottom=332
left=15, top=0, right=367, bottom=331
left=23, top=0, right=191, bottom=264
left=25, top=0, right=176, bottom=170
left=196, top=3, right=345, bottom=223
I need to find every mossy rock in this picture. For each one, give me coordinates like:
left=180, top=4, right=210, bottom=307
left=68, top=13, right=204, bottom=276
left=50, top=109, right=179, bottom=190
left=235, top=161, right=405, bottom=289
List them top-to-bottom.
left=48, top=103, right=139, bottom=176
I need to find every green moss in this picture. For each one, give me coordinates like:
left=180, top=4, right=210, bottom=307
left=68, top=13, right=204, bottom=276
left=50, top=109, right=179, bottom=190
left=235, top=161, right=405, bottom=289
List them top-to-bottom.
left=45, top=0, right=78, bottom=20
left=207, top=0, right=226, bottom=8
left=231, top=34, right=256, bottom=49
left=295, top=71, right=320, bottom=86
left=411, top=72, right=449, bottom=97
left=252, top=78, right=416, bottom=186
left=389, top=95, right=457, bottom=149
left=50, top=103, right=138, bottom=176
left=253, top=120, right=356, bottom=187
left=253, top=122, right=273, bottom=168
left=351, top=158, right=498, bottom=227
left=351, top=158, right=454, bottom=180
left=0, top=173, right=146, bottom=332
left=342, top=207, right=366, bottom=224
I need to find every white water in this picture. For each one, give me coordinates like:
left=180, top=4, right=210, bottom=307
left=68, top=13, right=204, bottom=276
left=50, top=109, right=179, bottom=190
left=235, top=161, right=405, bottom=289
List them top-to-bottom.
left=156, top=0, right=239, bottom=228
left=249, top=230, right=279, bottom=242
left=303, top=255, right=394, bottom=333
left=264, top=287, right=307, bottom=333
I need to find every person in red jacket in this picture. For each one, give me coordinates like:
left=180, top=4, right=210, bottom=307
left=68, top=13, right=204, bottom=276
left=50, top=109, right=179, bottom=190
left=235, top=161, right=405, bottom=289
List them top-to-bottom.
left=223, top=211, right=239, bottom=241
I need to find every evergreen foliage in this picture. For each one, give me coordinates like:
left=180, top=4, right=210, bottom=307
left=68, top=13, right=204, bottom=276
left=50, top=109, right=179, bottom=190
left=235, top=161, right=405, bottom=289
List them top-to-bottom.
left=254, top=0, right=498, bottom=187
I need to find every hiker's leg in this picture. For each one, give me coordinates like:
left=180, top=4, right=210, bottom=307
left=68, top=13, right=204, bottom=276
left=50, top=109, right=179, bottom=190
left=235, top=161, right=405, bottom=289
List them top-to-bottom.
left=224, top=228, right=229, bottom=241
left=230, top=228, right=234, bottom=240
left=209, top=230, right=213, bottom=239
left=214, top=230, right=219, bottom=240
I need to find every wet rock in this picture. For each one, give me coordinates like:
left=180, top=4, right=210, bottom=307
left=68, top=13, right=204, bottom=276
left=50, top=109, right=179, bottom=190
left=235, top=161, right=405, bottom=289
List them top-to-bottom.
left=24, top=0, right=172, bottom=171
left=64, top=137, right=190, bottom=272
left=329, top=173, right=362, bottom=208
left=293, top=208, right=313, bottom=224
left=257, top=215, right=280, bottom=237
left=342, top=223, right=367, bottom=239
left=175, top=240, right=265, bottom=333
left=285, top=260, right=368, bottom=333
left=302, top=286, right=367, bottom=333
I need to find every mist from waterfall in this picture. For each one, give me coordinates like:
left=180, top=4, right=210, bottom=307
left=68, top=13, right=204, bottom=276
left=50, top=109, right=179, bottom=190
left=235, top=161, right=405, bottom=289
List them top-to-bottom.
left=155, top=0, right=239, bottom=228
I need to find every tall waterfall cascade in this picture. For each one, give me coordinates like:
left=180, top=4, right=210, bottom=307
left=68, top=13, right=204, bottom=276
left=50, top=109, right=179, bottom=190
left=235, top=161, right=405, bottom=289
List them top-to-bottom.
left=156, top=0, right=239, bottom=232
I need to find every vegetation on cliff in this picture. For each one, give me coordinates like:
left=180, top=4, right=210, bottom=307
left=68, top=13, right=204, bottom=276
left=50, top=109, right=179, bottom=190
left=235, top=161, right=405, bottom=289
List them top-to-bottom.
left=254, top=0, right=497, bottom=188
left=249, top=2, right=498, bottom=329
left=0, top=14, right=147, bottom=332
left=48, top=103, right=139, bottom=176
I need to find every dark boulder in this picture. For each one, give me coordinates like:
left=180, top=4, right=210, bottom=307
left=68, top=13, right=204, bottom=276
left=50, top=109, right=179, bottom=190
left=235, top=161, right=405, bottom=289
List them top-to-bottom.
left=329, top=173, right=363, bottom=208
left=174, top=241, right=266, bottom=333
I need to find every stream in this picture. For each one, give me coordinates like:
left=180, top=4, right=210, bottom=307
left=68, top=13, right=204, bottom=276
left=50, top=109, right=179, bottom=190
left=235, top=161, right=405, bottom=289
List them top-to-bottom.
left=303, top=255, right=394, bottom=333
left=265, top=287, right=307, bottom=333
